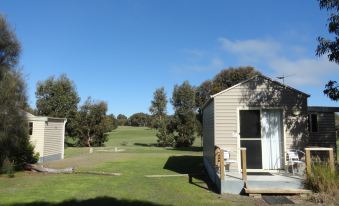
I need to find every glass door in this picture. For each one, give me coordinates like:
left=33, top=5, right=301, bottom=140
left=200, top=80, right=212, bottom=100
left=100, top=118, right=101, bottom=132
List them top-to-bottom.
left=240, top=110, right=262, bottom=169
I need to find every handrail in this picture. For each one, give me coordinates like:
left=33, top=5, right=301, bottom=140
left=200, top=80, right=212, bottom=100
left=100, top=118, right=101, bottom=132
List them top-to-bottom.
left=215, top=146, right=247, bottom=183
left=305, top=147, right=335, bottom=176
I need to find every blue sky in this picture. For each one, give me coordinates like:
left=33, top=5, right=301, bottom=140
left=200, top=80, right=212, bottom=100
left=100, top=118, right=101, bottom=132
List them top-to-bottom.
left=1, top=0, right=338, bottom=116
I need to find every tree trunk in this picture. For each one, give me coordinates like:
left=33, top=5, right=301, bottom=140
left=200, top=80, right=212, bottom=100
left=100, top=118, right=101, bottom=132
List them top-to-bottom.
left=24, top=164, right=74, bottom=173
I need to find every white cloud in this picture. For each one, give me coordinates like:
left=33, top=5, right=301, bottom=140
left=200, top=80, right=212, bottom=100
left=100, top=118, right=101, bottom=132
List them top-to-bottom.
left=218, top=37, right=339, bottom=87
left=219, top=37, right=281, bottom=60
left=172, top=57, right=224, bottom=74
left=269, top=57, right=338, bottom=87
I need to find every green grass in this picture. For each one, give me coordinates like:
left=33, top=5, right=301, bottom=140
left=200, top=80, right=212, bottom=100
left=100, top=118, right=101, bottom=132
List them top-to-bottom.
left=0, top=127, right=252, bottom=206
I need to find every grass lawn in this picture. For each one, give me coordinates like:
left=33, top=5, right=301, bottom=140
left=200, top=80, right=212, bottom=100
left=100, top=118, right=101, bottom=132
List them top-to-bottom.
left=0, top=127, right=254, bottom=206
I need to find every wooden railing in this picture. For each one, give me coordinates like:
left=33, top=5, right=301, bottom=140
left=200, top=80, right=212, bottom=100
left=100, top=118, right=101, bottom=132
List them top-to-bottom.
left=215, top=146, right=247, bottom=183
left=215, top=146, right=225, bottom=180
left=305, top=147, right=335, bottom=176
left=240, top=148, right=247, bottom=185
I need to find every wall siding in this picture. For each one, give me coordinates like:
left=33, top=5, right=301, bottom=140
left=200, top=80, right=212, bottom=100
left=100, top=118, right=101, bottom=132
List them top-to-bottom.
left=213, top=76, right=308, bottom=170
left=203, top=100, right=215, bottom=167
left=309, top=112, right=336, bottom=149
left=43, top=119, right=65, bottom=159
left=29, top=121, right=45, bottom=157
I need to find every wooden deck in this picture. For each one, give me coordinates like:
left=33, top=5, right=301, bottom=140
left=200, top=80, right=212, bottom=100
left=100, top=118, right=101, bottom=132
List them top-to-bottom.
left=220, top=172, right=311, bottom=195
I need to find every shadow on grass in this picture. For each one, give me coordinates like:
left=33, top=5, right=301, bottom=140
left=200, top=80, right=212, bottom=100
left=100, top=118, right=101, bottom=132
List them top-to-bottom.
left=134, top=143, right=202, bottom=152
left=134, top=143, right=158, bottom=147
left=166, top=146, right=202, bottom=152
left=163, top=155, right=218, bottom=193
left=8, top=196, right=167, bottom=206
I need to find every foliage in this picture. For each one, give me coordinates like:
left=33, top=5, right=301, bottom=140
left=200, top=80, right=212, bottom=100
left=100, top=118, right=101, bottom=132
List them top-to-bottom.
left=316, top=0, right=339, bottom=101
left=316, top=0, right=339, bottom=64
left=0, top=15, right=36, bottom=169
left=195, top=67, right=260, bottom=137
left=36, top=74, right=80, bottom=136
left=324, top=80, right=339, bottom=101
left=171, top=81, right=196, bottom=147
left=149, top=87, right=168, bottom=128
left=75, top=97, right=112, bottom=147
left=127, top=112, right=151, bottom=127
left=103, top=114, right=118, bottom=131
left=117, top=114, right=128, bottom=126
left=156, top=118, right=175, bottom=146
left=1, top=157, right=15, bottom=178
left=305, top=162, right=339, bottom=204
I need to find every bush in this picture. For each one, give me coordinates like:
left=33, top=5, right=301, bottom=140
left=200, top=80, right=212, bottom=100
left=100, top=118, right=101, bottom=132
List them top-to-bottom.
left=156, top=120, right=175, bottom=147
left=1, top=157, right=15, bottom=178
left=305, top=162, right=339, bottom=204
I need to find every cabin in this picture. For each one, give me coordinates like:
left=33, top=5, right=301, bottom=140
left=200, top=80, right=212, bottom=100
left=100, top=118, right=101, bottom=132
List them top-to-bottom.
left=202, top=75, right=338, bottom=194
left=307, top=106, right=339, bottom=158
left=25, top=112, right=67, bottom=163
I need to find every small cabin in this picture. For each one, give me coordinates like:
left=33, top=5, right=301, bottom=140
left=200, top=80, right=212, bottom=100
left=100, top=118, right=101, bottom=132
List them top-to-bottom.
left=202, top=75, right=338, bottom=194
left=25, top=112, right=67, bottom=162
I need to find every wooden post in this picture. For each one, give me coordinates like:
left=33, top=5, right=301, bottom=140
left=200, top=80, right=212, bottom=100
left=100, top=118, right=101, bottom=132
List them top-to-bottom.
left=215, top=147, right=220, bottom=169
left=241, top=148, right=247, bottom=184
left=305, top=148, right=311, bottom=176
left=329, top=148, right=335, bottom=173
left=220, top=149, right=225, bottom=180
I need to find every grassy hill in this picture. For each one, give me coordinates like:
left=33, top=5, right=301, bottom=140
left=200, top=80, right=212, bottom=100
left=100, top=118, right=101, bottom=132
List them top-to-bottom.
left=0, top=126, right=254, bottom=206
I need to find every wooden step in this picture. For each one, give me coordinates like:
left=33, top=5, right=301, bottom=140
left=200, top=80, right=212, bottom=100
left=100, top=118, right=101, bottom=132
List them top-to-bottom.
left=244, top=187, right=312, bottom=195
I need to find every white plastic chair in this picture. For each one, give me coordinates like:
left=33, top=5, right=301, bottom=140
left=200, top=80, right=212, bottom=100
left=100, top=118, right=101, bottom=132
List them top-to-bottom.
left=286, top=149, right=305, bottom=175
left=224, top=150, right=237, bottom=172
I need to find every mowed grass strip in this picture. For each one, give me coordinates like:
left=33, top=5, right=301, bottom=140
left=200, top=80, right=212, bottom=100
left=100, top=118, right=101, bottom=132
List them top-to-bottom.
left=0, top=127, right=253, bottom=206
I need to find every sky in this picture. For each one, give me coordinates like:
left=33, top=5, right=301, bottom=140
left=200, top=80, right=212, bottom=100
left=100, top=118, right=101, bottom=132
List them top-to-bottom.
left=1, top=0, right=338, bottom=116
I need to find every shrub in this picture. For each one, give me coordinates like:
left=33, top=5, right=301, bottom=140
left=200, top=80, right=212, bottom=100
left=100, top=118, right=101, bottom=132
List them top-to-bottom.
left=156, top=120, right=175, bottom=147
left=1, top=157, right=15, bottom=178
left=305, top=161, right=339, bottom=204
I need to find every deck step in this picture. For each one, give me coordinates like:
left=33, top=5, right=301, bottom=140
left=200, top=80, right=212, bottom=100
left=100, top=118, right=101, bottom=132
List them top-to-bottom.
left=245, top=187, right=312, bottom=195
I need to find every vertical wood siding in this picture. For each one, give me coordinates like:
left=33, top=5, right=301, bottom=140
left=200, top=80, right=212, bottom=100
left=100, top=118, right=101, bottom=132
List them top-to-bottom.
left=203, top=100, right=215, bottom=166
left=309, top=112, right=336, bottom=149
left=43, top=119, right=65, bottom=158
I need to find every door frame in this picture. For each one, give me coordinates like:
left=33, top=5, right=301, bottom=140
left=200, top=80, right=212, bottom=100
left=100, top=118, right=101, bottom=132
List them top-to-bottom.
left=236, top=107, right=286, bottom=172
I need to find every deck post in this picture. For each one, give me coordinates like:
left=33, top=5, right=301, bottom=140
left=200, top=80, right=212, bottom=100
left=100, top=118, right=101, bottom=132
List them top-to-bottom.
left=215, top=147, right=220, bottom=169
left=241, top=148, right=247, bottom=184
left=305, top=148, right=311, bottom=176
left=329, top=148, right=334, bottom=173
left=220, top=149, right=225, bottom=180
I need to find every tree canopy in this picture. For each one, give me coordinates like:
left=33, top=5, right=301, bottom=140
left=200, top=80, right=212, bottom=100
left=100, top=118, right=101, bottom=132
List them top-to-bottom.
left=316, top=0, right=339, bottom=101
left=0, top=15, right=36, bottom=168
left=35, top=74, right=80, bottom=135
left=171, top=81, right=196, bottom=147
left=149, top=87, right=167, bottom=128
left=75, top=98, right=112, bottom=147
left=117, top=114, right=128, bottom=126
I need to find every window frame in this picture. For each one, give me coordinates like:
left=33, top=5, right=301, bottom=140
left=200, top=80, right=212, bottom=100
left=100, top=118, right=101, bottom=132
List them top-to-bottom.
left=308, top=113, right=318, bottom=133
left=28, top=122, right=33, bottom=135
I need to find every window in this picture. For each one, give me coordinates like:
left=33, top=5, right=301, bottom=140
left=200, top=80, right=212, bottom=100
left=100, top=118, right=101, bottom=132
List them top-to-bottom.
left=240, top=110, right=261, bottom=138
left=308, top=114, right=318, bottom=133
left=28, top=122, right=33, bottom=135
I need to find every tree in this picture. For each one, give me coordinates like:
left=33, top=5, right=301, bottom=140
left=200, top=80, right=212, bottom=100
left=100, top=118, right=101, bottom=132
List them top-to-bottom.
left=316, top=0, right=339, bottom=100
left=0, top=15, right=36, bottom=169
left=36, top=74, right=80, bottom=136
left=171, top=81, right=196, bottom=147
left=149, top=87, right=168, bottom=128
left=75, top=98, right=111, bottom=147
left=127, top=112, right=151, bottom=127
left=103, top=114, right=118, bottom=132
left=117, top=114, right=128, bottom=126
left=156, top=117, right=175, bottom=146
